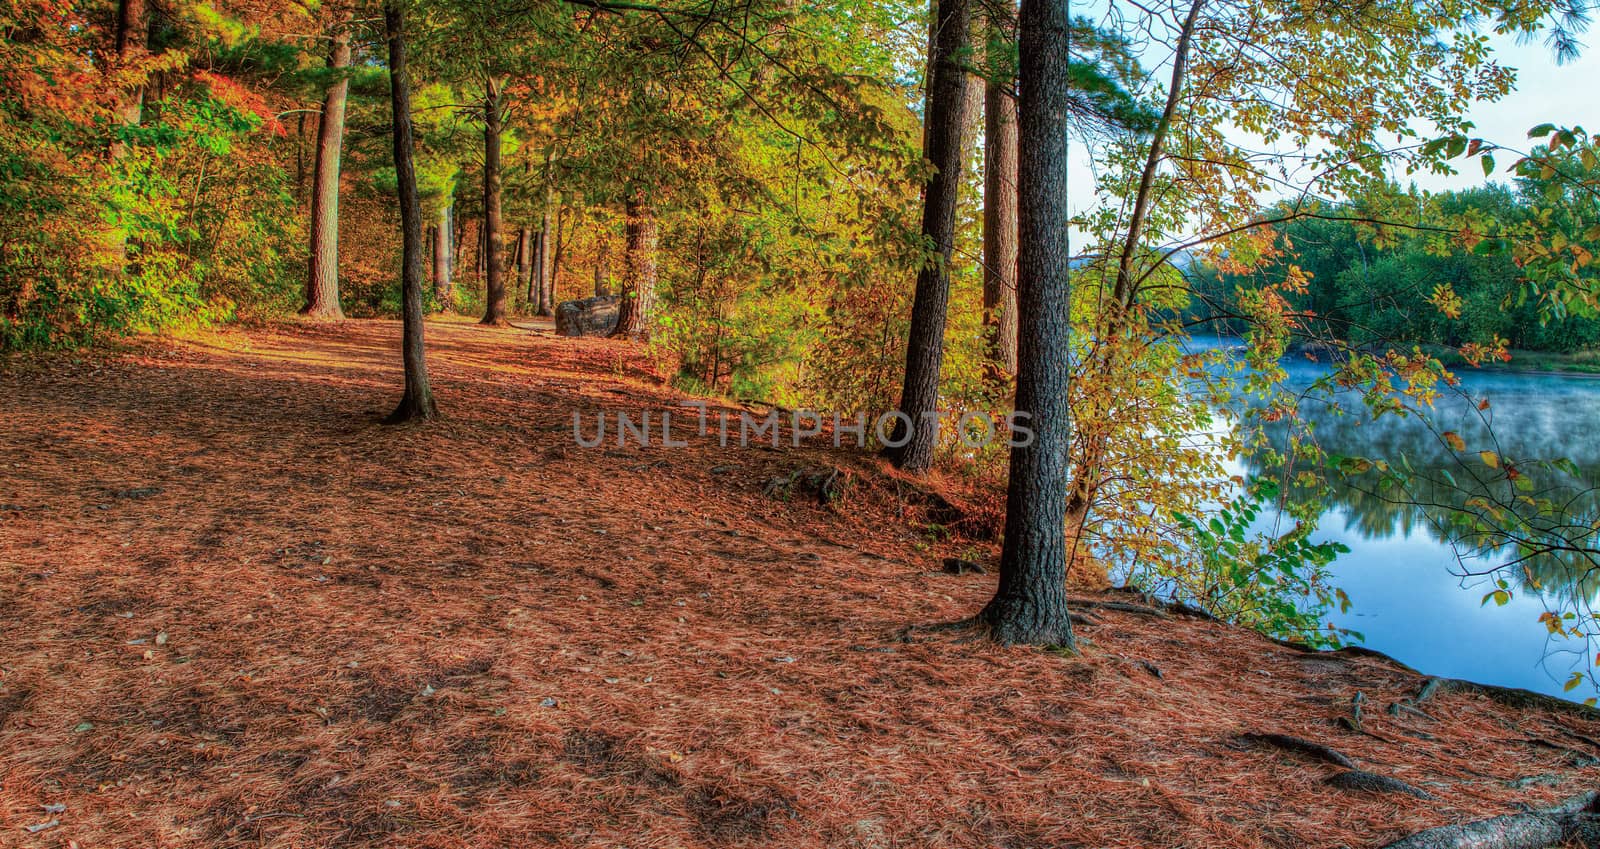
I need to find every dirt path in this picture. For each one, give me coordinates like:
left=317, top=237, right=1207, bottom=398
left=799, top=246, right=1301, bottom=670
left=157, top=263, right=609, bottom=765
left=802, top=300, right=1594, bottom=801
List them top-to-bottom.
left=3, top=318, right=1599, bottom=848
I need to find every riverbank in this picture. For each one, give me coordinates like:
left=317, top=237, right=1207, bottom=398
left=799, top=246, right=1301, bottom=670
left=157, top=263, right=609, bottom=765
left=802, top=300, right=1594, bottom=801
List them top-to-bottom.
left=4, top=318, right=1600, bottom=847
left=1425, top=345, right=1600, bottom=376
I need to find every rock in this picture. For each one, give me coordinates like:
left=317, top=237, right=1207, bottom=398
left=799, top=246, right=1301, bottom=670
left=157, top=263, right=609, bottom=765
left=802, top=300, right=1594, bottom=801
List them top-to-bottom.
left=555, top=296, right=620, bottom=337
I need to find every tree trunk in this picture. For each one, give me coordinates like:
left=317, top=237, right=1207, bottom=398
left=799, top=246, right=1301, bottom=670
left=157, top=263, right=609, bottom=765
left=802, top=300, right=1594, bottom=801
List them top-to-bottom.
left=110, top=0, right=147, bottom=160
left=884, top=0, right=973, bottom=474
left=976, top=0, right=1074, bottom=647
left=383, top=1, right=437, bottom=423
left=982, top=17, right=1019, bottom=375
left=302, top=21, right=351, bottom=319
left=480, top=81, right=507, bottom=325
left=610, top=193, right=658, bottom=340
left=550, top=203, right=565, bottom=302
left=433, top=204, right=453, bottom=308
left=536, top=209, right=554, bottom=316
left=514, top=225, right=530, bottom=309
left=534, top=225, right=547, bottom=305
left=594, top=232, right=609, bottom=297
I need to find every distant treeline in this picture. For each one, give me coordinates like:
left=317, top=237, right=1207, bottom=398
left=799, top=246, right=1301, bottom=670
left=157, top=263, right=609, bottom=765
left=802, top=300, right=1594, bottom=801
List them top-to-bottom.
left=1184, top=183, right=1600, bottom=354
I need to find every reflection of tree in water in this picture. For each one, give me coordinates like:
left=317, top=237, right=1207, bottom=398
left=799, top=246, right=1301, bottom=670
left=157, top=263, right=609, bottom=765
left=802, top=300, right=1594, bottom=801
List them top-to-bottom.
left=1240, top=369, right=1600, bottom=613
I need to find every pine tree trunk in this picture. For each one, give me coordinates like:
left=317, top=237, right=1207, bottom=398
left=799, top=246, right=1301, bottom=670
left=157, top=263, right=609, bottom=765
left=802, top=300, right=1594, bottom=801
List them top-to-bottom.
left=110, top=0, right=147, bottom=160
left=884, top=0, right=973, bottom=474
left=977, top=0, right=1074, bottom=647
left=384, top=1, right=436, bottom=423
left=302, top=22, right=351, bottom=319
left=983, top=25, right=1019, bottom=376
left=480, top=82, right=507, bottom=325
left=610, top=193, right=658, bottom=340
left=433, top=204, right=453, bottom=308
left=550, top=204, right=565, bottom=303
left=536, top=209, right=554, bottom=316
left=514, top=225, right=530, bottom=309
left=534, top=225, right=547, bottom=305
left=594, top=234, right=609, bottom=297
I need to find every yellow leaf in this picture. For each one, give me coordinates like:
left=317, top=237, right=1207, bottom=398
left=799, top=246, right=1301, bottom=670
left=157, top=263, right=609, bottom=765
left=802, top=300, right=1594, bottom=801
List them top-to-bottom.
left=1480, top=451, right=1500, bottom=469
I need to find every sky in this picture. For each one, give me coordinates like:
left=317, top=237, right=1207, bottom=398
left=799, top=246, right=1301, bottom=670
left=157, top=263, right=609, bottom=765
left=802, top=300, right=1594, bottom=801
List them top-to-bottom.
left=1063, top=28, right=1600, bottom=232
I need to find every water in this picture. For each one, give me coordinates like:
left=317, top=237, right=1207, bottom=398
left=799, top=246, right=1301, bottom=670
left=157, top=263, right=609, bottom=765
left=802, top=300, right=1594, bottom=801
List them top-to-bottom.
left=1191, top=337, right=1600, bottom=701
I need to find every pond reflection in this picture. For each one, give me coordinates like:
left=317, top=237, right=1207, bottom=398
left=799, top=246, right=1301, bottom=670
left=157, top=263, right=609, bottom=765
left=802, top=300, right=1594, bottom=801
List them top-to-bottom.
left=1201, top=339, right=1600, bottom=700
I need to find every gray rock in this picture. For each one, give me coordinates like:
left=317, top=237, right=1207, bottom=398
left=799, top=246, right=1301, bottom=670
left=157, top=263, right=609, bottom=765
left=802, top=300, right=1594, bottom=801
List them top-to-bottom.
left=555, top=296, right=620, bottom=337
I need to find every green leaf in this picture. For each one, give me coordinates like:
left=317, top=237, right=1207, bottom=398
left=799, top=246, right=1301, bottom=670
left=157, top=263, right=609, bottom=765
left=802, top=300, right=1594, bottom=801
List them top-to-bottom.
left=1481, top=154, right=1495, bottom=176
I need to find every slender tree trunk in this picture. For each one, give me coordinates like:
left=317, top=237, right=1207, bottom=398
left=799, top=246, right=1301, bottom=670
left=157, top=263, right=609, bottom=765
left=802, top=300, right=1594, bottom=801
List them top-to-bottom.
left=110, top=0, right=147, bottom=160
left=884, top=0, right=973, bottom=474
left=977, top=0, right=1074, bottom=647
left=384, top=1, right=436, bottom=423
left=983, top=14, right=1019, bottom=375
left=302, top=19, right=351, bottom=319
left=480, top=80, right=507, bottom=325
left=610, top=192, right=658, bottom=339
left=550, top=203, right=566, bottom=301
left=433, top=204, right=453, bottom=308
left=536, top=208, right=554, bottom=316
left=514, top=225, right=530, bottom=309
left=534, top=225, right=547, bottom=305
left=594, top=233, right=609, bottom=297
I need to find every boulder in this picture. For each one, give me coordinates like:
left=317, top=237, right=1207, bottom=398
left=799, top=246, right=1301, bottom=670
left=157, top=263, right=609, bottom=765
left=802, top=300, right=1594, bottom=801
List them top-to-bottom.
left=554, top=296, right=619, bottom=338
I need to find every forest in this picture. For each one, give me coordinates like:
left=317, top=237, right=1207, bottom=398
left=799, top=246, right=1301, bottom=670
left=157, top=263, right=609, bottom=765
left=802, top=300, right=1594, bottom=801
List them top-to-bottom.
left=9, top=0, right=1600, bottom=844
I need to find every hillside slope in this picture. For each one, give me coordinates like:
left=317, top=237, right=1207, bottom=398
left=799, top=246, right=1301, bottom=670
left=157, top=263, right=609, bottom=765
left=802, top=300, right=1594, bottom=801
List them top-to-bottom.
left=2, top=318, right=1599, bottom=848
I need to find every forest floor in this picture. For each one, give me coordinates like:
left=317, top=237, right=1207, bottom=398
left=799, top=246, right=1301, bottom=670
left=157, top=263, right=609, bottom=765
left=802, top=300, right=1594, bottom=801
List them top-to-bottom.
left=5, top=317, right=1600, bottom=848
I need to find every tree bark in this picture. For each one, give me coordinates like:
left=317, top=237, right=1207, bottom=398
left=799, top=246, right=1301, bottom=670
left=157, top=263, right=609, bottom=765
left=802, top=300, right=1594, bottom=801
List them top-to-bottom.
left=110, top=0, right=147, bottom=160
left=884, top=0, right=973, bottom=474
left=977, top=0, right=1074, bottom=647
left=384, top=1, right=437, bottom=423
left=982, top=14, right=1019, bottom=376
left=302, top=19, right=351, bottom=319
left=480, top=80, right=507, bottom=325
left=610, top=193, right=658, bottom=340
left=550, top=203, right=565, bottom=301
left=432, top=204, right=453, bottom=308
left=536, top=209, right=554, bottom=316
left=514, top=225, right=530, bottom=309
left=534, top=225, right=547, bottom=305
left=594, top=231, right=609, bottom=297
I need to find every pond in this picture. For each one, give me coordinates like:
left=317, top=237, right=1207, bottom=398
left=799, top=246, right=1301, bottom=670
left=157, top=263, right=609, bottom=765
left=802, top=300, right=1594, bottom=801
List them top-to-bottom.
left=1189, top=337, right=1600, bottom=702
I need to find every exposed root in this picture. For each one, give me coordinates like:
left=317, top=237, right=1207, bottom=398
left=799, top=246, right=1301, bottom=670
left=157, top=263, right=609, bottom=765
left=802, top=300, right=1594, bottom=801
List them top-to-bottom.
left=1239, top=732, right=1357, bottom=769
left=1326, top=769, right=1433, bottom=799
left=1378, top=791, right=1600, bottom=849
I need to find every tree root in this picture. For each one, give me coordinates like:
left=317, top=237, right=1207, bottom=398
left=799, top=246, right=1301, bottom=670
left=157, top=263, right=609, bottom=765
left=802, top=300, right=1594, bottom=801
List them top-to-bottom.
left=1079, top=600, right=1168, bottom=618
left=1238, top=732, right=1357, bottom=769
left=1326, top=769, right=1432, bottom=799
left=1377, top=791, right=1600, bottom=849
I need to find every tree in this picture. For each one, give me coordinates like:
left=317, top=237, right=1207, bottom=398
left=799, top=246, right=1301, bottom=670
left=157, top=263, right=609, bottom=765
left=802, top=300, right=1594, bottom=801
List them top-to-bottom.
left=384, top=0, right=437, bottom=423
left=883, top=0, right=973, bottom=474
left=976, top=0, right=1075, bottom=647
left=982, top=4, right=1018, bottom=376
left=302, top=6, right=352, bottom=319
left=480, top=76, right=508, bottom=325
left=611, top=190, right=658, bottom=338
left=433, top=203, right=453, bottom=307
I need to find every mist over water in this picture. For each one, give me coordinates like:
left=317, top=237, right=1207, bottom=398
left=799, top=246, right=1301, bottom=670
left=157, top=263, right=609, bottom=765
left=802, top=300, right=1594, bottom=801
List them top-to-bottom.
left=1189, top=336, right=1600, bottom=700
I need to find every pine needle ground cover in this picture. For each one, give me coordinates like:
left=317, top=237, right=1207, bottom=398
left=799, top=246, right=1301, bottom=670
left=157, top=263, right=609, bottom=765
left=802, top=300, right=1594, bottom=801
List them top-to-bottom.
left=2, top=318, right=1598, bottom=848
